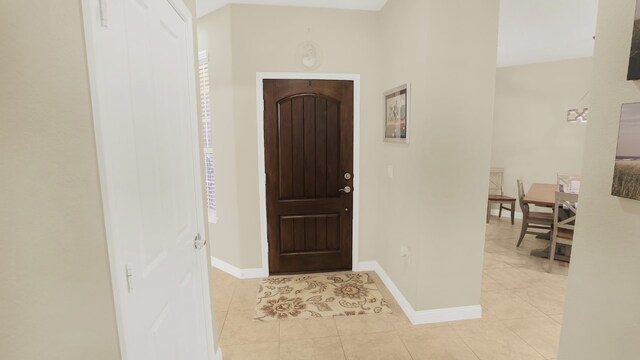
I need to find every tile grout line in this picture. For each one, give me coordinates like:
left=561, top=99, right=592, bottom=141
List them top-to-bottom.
left=215, top=275, right=239, bottom=347
left=510, top=286, right=566, bottom=318
left=336, top=317, right=349, bottom=360
left=506, top=322, right=552, bottom=359
left=449, top=324, right=484, bottom=360
left=395, top=330, right=416, bottom=360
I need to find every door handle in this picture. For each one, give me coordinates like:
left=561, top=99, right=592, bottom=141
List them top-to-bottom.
left=338, top=186, right=352, bottom=194
left=194, top=233, right=207, bottom=249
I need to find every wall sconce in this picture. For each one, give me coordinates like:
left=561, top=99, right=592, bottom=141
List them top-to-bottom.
left=296, top=27, right=323, bottom=71
left=297, top=41, right=323, bottom=71
left=567, top=89, right=590, bottom=123
left=567, top=108, right=588, bottom=123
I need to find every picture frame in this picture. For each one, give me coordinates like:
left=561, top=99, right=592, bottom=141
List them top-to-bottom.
left=627, top=0, right=640, bottom=80
left=383, top=83, right=410, bottom=143
left=611, top=102, right=640, bottom=201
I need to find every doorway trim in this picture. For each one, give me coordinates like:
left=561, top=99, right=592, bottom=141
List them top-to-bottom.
left=256, top=72, right=361, bottom=276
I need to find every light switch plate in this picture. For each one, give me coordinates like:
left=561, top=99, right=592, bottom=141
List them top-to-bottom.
left=387, top=165, right=393, bottom=179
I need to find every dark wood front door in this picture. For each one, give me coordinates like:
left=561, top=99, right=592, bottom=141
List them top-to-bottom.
left=263, top=79, right=354, bottom=274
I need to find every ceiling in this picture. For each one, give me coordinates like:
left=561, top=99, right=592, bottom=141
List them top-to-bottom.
left=196, top=0, right=600, bottom=67
left=497, top=0, right=598, bottom=67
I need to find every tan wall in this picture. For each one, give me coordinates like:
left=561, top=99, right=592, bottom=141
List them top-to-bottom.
left=378, top=0, right=500, bottom=310
left=558, top=0, right=640, bottom=358
left=0, top=1, right=121, bottom=359
left=199, top=1, right=500, bottom=312
left=198, top=4, right=382, bottom=269
left=492, top=58, right=592, bottom=203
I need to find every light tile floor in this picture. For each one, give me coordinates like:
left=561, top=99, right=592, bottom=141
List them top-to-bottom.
left=210, top=217, right=569, bottom=360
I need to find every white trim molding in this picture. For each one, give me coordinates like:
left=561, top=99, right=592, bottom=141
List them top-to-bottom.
left=197, top=0, right=388, bottom=18
left=255, top=72, right=362, bottom=277
left=211, top=256, right=267, bottom=279
left=356, top=261, right=482, bottom=325
left=214, top=346, right=223, bottom=360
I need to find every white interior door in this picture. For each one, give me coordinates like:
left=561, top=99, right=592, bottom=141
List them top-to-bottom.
left=82, top=0, right=214, bottom=359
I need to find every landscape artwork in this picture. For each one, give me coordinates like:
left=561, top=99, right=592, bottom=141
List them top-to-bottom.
left=628, top=0, right=640, bottom=80
left=384, top=84, right=410, bottom=143
left=612, top=102, right=640, bottom=200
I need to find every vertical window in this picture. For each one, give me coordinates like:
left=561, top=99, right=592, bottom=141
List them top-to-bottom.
left=199, top=50, right=217, bottom=223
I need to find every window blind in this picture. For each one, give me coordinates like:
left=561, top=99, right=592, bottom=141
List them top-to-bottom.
left=198, top=50, right=217, bottom=222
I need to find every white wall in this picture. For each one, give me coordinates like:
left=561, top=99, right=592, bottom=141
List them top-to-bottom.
left=378, top=0, right=500, bottom=310
left=558, top=0, right=640, bottom=358
left=0, top=1, right=121, bottom=358
left=198, top=4, right=382, bottom=269
left=491, top=58, right=592, bottom=203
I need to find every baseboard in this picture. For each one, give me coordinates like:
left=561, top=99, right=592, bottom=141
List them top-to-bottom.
left=489, top=208, right=523, bottom=220
left=210, top=256, right=267, bottom=279
left=352, top=260, right=376, bottom=272
left=357, top=260, right=482, bottom=325
left=357, top=261, right=418, bottom=321
left=412, top=304, right=482, bottom=324
left=214, top=346, right=223, bottom=360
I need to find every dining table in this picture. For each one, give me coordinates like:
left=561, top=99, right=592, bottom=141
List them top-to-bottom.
left=523, top=183, right=572, bottom=262
left=523, top=183, right=557, bottom=207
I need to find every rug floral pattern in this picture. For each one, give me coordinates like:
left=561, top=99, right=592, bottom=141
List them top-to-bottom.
left=254, top=272, right=392, bottom=321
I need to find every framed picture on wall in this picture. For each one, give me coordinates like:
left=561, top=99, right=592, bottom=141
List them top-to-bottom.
left=627, top=0, right=640, bottom=80
left=383, top=83, right=410, bottom=143
left=611, top=102, right=640, bottom=201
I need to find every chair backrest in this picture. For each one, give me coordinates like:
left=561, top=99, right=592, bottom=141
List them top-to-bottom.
left=489, top=168, right=504, bottom=196
left=557, top=173, right=581, bottom=194
left=516, top=178, right=529, bottom=214
left=554, top=191, right=579, bottom=235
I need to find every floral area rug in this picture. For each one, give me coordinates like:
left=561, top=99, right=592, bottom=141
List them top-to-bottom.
left=254, top=272, right=392, bottom=321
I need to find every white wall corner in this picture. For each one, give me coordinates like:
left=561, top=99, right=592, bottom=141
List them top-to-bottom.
left=211, top=256, right=268, bottom=279
left=353, top=260, right=377, bottom=272
left=357, top=261, right=482, bottom=325
left=411, top=305, right=482, bottom=324
left=214, top=346, right=223, bottom=360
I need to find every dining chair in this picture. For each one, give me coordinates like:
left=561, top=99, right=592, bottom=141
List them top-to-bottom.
left=487, top=168, right=516, bottom=224
left=557, top=173, right=581, bottom=194
left=516, top=178, right=554, bottom=247
left=549, top=191, right=578, bottom=272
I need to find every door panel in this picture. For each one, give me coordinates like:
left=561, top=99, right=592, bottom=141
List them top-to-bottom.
left=83, top=0, right=213, bottom=358
left=126, top=1, right=208, bottom=357
left=264, top=79, right=353, bottom=274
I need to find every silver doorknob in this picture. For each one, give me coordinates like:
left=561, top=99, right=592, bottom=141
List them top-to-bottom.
left=338, top=186, right=352, bottom=194
left=194, top=233, right=207, bottom=249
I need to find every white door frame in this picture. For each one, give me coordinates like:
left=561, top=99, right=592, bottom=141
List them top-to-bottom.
left=81, top=0, right=215, bottom=358
left=255, top=72, right=361, bottom=275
